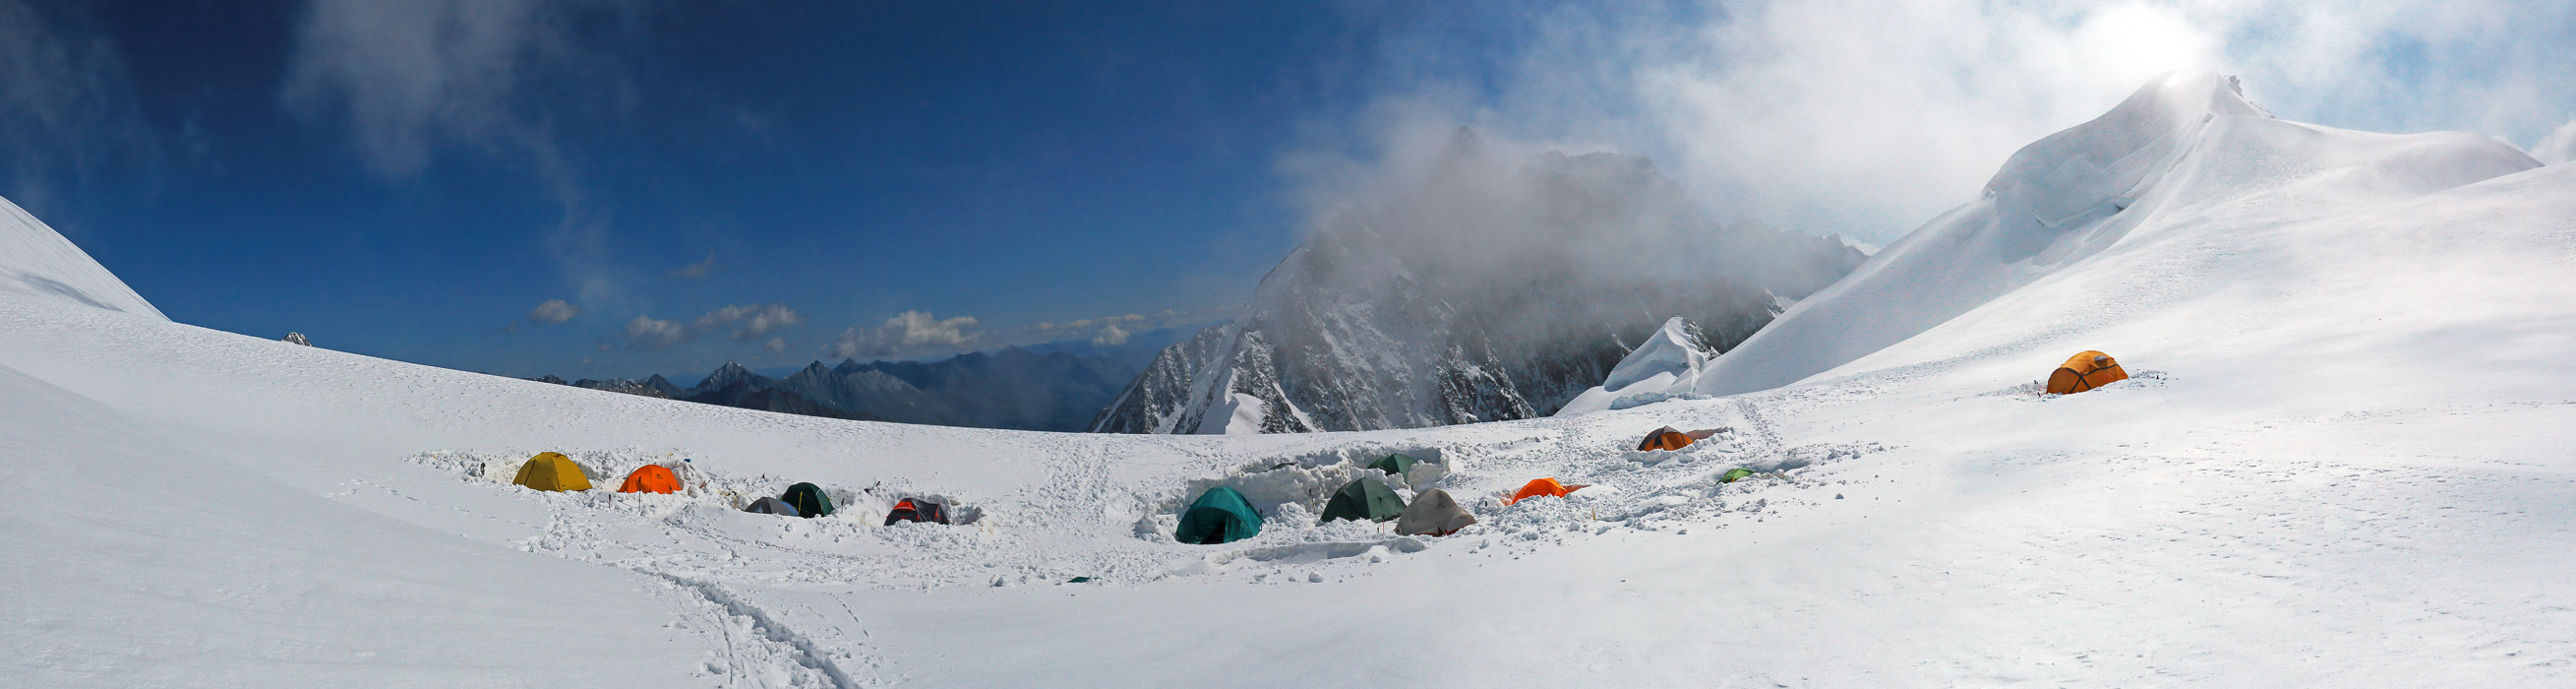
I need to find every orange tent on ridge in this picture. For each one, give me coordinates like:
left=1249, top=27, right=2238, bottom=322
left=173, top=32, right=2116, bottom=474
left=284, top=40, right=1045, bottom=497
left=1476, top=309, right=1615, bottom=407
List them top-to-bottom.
left=619, top=465, right=683, bottom=494
left=1505, top=477, right=1588, bottom=505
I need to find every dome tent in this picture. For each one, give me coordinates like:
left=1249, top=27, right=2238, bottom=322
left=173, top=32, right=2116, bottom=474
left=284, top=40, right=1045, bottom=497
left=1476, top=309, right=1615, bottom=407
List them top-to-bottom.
left=2046, top=350, right=2129, bottom=395
left=1637, top=426, right=1694, bottom=452
left=510, top=452, right=591, bottom=492
left=1365, top=453, right=1417, bottom=476
left=618, top=465, right=682, bottom=494
left=1317, top=478, right=1406, bottom=524
left=780, top=482, right=833, bottom=518
left=1174, top=486, right=1262, bottom=544
left=1396, top=488, right=1475, bottom=536
left=745, top=496, right=800, bottom=516
left=883, top=498, right=951, bottom=526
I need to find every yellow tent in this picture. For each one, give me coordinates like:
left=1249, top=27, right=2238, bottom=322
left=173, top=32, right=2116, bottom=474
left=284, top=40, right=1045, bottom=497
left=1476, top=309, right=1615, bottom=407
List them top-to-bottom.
left=2045, top=350, right=2129, bottom=395
left=512, top=452, right=592, bottom=491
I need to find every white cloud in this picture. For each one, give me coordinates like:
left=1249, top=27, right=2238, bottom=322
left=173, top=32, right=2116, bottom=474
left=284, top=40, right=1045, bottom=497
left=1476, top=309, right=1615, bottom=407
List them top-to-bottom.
left=1311, top=0, right=2576, bottom=243
left=2534, top=118, right=2576, bottom=164
left=526, top=298, right=579, bottom=324
left=619, top=303, right=801, bottom=349
left=692, top=303, right=804, bottom=341
left=829, top=310, right=983, bottom=359
left=622, top=315, right=688, bottom=349
left=1091, top=324, right=1130, bottom=346
left=763, top=337, right=788, bottom=353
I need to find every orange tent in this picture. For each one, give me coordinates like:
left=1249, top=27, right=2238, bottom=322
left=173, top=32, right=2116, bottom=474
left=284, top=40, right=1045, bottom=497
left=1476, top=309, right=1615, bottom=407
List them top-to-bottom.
left=2045, top=350, right=2129, bottom=395
left=1637, top=426, right=1695, bottom=452
left=618, top=465, right=683, bottom=494
left=1505, top=477, right=1587, bottom=505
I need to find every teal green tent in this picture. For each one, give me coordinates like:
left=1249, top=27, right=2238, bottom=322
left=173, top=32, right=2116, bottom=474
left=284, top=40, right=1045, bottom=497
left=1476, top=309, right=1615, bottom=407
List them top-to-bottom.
left=1365, top=454, right=1417, bottom=476
left=1720, top=469, right=1754, bottom=483
left=1318, top=478, right=1406, bottom=524
left=781, top=482, right=834, bottom=518
left=1175, top=486, right=1262, bottom=544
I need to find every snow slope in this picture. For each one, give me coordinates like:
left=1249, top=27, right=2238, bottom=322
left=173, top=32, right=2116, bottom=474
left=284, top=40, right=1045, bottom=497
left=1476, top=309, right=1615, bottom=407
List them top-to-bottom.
left=7, top=72, right=2576, bottom=686
left=0, top=194, right=160, bottom=319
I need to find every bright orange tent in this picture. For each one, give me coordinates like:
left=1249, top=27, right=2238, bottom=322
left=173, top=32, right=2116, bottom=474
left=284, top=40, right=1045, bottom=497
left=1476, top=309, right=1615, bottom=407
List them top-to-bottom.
left=2045, top=350, right=2129, bottom=395
left=1637, top=426, right=1694, bottom=452
left=619, top=465, right=682, bottom=494
left=1505, top=477, right=1587, bottom=505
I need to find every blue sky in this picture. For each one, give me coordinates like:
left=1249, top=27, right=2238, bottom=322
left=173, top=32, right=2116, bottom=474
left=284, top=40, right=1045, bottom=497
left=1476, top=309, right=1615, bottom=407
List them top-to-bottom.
left=4, top=1, right=2570, bottom=378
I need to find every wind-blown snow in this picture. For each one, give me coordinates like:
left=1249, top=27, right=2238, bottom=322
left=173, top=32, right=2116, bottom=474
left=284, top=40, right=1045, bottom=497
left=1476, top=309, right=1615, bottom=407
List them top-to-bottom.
left=7, top=73, right=2576, bottom=686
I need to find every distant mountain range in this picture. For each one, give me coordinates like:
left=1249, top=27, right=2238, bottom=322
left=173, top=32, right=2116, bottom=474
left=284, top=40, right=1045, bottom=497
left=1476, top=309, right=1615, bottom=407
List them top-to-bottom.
left=528, top=327, right=1197, bottom=430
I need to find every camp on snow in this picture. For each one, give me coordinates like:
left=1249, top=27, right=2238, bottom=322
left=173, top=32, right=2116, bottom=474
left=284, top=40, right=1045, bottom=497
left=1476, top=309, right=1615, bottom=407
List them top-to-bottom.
left=2046, top=350, right=2129, bottom=395
left=1638, top=426, right=1695, bottom=452
left=511, top=452, right=591, bottom=492
left=1365, top=453, right=1417, bottom=476
left=618, top=465, right=682, bottom=494
left=1506, top=477, right=1584, bottom=505
left=1317, top=478, right=1406, bottom=524
left=781, top=482, right=834, bottom=518
left=1175, top=486, right=1262, bottom=544
left=1396, top=488, right=1475, bottom=536
left=744, top=496, right=800, bottom=516
left=884, top=498, right=951, bottom=526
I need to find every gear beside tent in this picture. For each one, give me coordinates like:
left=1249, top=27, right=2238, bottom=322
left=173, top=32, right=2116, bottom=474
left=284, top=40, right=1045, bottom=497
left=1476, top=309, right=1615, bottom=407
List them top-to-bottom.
left=2046, top=350, right=2129, bottom=395
left=511, top=452, right=591, bottom=492
left=618, top=465, right=682, bottom=494
left=1720, top=468, right=1755, bottom=483
left=1317, top=478, right=1406, bottom=524
left=780, top=482, right=833, bottom=518
left=1175, top=486, right=1262, bottom=544
left=1396, top=488, right=1475, bottom=536
left=744, top=496, right=800, bottom=516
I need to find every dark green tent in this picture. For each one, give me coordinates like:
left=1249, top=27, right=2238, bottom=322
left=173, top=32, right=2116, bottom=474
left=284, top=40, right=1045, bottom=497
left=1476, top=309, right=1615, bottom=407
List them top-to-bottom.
left=1365, top=454, right=1417, bottom=476
left=1720, top=468, right=1755, bottom=483
left=1318, top=478, right=1406, bottom=524
left=780, top=482, right=834, bottom=518
left=1174, top=486, right=1262, bottom=544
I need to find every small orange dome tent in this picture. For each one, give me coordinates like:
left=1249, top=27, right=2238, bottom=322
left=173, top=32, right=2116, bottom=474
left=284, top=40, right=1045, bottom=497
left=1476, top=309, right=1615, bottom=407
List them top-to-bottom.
left=2045, top=350, right=2129, bottom=395
left=1637, top=426, right=1695, bottom=452
left=511, top=452, right=591, bottom=492
left=619, top=465, right=682, bottom=494
left=1505, top=477, right=1587, bottom=505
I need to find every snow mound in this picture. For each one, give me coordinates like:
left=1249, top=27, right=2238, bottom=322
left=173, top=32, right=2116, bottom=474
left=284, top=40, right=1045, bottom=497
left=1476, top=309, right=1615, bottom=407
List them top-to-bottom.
left=0, top=195, right=162, bottom=319
left=1556, top=316, right=1713, bottom=416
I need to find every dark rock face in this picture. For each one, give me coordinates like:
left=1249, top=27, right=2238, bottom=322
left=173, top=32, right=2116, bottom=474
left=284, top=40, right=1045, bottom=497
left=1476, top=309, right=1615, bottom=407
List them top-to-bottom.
left=1092, top=135, right=1867, bottom=435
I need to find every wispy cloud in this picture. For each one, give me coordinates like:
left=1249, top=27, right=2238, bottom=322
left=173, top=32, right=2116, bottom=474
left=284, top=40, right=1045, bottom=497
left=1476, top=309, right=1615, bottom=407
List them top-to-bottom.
left=0, top=0, right=155, bottom=219
left=282, top=0, right=656, bottom=306
left=668, top=251, right=715, bottom=280
left=525, top=298, right=579, bottom=324
left=618, top=303, right=804, bottom=349
left=828, top=310, right=982, bottom=359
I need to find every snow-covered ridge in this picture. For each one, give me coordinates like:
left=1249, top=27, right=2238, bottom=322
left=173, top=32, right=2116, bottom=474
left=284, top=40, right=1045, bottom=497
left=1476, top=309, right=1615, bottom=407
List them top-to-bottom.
left=1691, top=71, right=2539, bottom=397
left=0, top=195, right=162, bottom=319
left=1554, top=316, right=1711, bottom=416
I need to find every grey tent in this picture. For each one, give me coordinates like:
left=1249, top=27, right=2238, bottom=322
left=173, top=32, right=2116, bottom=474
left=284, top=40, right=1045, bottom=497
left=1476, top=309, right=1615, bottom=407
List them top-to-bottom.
left=1395, top=488, right=1475, bottom=536
left=745, top=496, right=801, bottom=516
